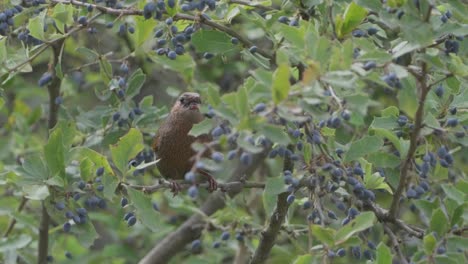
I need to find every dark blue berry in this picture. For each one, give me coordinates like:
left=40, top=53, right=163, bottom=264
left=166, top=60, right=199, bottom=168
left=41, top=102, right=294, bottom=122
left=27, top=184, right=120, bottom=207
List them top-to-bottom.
left=77, top=16, right=88, bottom=26
left=231, top=37, right=239, bottom=44
left=249, top=46, right=257, bottom=54
left=38, top=72, right=53, bottom=87
left=188, top=185, right=198, bottom=198
left=286, top=194, right=295, bottom=204
left=55, top=202, right=65, bottom=210
left=127, top=216, right=137, bottom=226
left=63, top=222, right=71, bottom=232
left=221, top=231, right=230, bottom=241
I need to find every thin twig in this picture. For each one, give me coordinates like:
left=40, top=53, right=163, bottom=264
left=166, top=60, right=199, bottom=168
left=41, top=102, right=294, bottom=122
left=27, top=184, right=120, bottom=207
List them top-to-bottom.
left=228, top=0, right=275, bottom=11
left=388, top=62, right=430, bottom=218
left=126, top=180, right=265, bottom=194
left=2, top=197, right=28, bottom=237
left=383, top=224, right=409, bottom=264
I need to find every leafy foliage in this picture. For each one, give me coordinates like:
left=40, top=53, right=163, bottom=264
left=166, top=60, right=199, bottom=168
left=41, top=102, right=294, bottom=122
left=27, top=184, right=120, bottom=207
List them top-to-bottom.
left=0, top=0, right=467, bottom=263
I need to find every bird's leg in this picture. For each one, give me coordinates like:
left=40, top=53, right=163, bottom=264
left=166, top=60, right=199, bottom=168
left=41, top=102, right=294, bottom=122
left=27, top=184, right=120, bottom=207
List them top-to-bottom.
left=199, top=170, right=217, bottom=192
left=169, top=181, right=182, bottom=197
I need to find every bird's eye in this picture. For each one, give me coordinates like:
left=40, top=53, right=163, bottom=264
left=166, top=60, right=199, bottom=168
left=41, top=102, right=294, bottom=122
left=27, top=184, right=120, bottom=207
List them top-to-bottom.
left=179, top=98, right=185, bottom=104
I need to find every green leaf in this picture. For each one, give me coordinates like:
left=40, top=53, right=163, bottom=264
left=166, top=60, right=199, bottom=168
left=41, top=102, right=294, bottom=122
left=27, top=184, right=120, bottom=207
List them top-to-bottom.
left=339, top=2, right=368, bottom=36
left=28, top=11, right=46, bottom=41
left=134, top=16, right=156, bottom=47
left=191, top=30, right=236, bottom=54
left=0, top=38, right=6, bottom=64
left=76, top=47, right=99, bottom=61
left=147, top=51, right=194, bottom=81
left=272, top=64, right=290, bottom=104
left=126, top=69, right=146, bottom=98
left=236, top=86, right=248, bottom=117
left=370, top=116, right=398, bottom=130
left=189, top=118, right=213, bottom=137
left=259, top=124, right=290, bottom=145
left=110, top=128, right=144, bottom=174
left=371, top=128, right=401, bottom=155
left=44, top=130, right=65, bottom=179
left=344, top=136, right=384, bottom=163
left=367, top=152, right=401, bottom=168
left=20, top=154, right=49, bottom=183
left=364, top=172, right=393, bottom=194
left=262, top=177, right=286, bottom=215
left=441, top=184, right=465, bottom=205
left=23, top=185, right=49, bottom=200
left=127, top=188, right=159, bottom=231
left=429, top=208, right=449, bottom=236
left=335, top=211, right=375, bottom=244
left=74, top=221, right=98, bottom=248
left=311, top=225, right=335, bottom=246
left=423, top=233, right=437, bottom=254
left=0, top=234, right=32, bottom=252
left=376, top=242, right=392, bottom=264
left=292, top=254, right=312, bottom=264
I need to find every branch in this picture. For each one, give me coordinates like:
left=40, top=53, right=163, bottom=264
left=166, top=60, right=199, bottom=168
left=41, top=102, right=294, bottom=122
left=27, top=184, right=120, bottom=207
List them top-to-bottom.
left=51, top=0, right=275, bottom=62
left=228, top=0, right=275, bottom=11
left=174, top=13, right=274, bottom=61
left=38, top=38, right=65, bottom=264
left=388, top=62, right=430, bottom=218
left=250, top=145, right=294, bottom=264
left=138, top=149, right=269, bottom=264
left=127, top=180, right=265, bottom=194
left=2, top=197, right=28, bottom=237
left=383, top=224, right=409, bottom=264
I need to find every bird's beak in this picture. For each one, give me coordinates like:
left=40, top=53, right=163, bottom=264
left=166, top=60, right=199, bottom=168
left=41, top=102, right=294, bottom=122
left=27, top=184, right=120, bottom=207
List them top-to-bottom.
left=188, top=101, right=199, bottom=110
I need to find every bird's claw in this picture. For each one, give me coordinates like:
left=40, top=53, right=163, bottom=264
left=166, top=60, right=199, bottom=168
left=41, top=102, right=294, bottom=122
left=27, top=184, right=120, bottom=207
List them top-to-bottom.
left=207, top=176, right=218, bottom=192
left=170, top=181, right=182, bottom=197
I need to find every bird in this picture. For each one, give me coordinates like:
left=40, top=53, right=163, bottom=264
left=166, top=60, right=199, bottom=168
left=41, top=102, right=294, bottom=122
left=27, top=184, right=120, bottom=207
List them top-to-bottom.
left=152, top=92, right=216, bottom=194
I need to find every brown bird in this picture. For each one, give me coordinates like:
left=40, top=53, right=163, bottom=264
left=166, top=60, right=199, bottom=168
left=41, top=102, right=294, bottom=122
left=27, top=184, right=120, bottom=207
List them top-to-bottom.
left=152, top=92, right=216, bottom=193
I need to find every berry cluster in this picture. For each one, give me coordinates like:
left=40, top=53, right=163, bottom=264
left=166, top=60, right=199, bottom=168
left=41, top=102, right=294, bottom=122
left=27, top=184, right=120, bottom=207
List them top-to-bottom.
left=0, top=5, right=24, bottom=36
left=277, top=16, right=300, bottom=27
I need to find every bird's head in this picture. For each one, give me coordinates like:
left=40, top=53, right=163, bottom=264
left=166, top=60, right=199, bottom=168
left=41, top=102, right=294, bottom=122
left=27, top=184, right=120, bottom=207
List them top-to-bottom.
left=171, top=92, right=204, bottom=122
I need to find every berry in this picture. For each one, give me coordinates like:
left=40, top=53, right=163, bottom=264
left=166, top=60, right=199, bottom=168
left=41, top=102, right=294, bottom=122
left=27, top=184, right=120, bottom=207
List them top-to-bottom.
left=168, top=0, right=175, bottom=8
left=87, top=4, right=93, bottom=12
left=397, top=10, right=404, bottom=19
left=445, top=10, right=452, bottom=19
left=441, top=15, right=448, bottom=23
left=77, top=16, right=88, bottom=26
left=278, top=16, right=289, bottom=24
left=165, top=17, right=173, bottom=25
left=289, top=19, right=299, bottom=27
left=106, top=22, right=114, bottom=28
left=118, top=24, right=126, bottom=36
left=367, top=27, right=378, bottom=35
left=154, top=29, right=164, bottom=38
left=352, top=29, right=366, bottom=38
left=231, top=37, right=239, bottom=44
left=249, top=46, right=258, bottom=54
left=167, top=50, right=177, bottom=60
left=203, top=52, right=214, bottom=59
left=363, top=61, right=376, bottom=71
left=38, top=72, right=53, bottom=87
left=435, top=85, right=444, bottom=97
left=117, top=89, right=125, bottom=98
left=54, top=96, right=63, bottom=105
left=253, top=103, right=266, bottom=113
left=110, top=113, right=120, bottom=123
left=397, top=115, right=408, bottom=126
left=446, top=118, right=458, bottom=127
left=211, top=126, right=224, bottom=137
left=211, top=152, right=224, bottom=163
left=240, top=152, right=253, bottom=166
left=96, top=167, right=104, bottom=176
left=184, top=171, right=195, bottom=181
left=78, top=180, right=86, bottom=190
left=188, top=185, right=198, bottom=198
left=406, top=188, right=418, bottom=198
left=73, top=193, right=80, bottom=201
left=286, top=194, right=295, bottom=204
left=121, top=197, right=128, bottom=207
left=302, top=200, right=311, bottom=209
left=55, top=202, right=65, bottom=211
left=152, top=202, right=159, bottom=211
left=76, top=208, right=87, bottom=216
left=348, top=208, right=359, bottom=218
left=324, top=210, right=336, bottom=220
left=65, top=211, right=74, bottom=219
left=124, top=212, right=134, bottom=221
left=127, top=216, right=137, bottom=226
left=63, top=222, right=71, bottom=232
left=221, top=231, right=230, bottom=241
left=235, top=233, right=244, bottom=242
left=191, top=239, right=201, bottom=251
left=213, top=241, right=221, bottom=248
left=368, top=241, right=376, bottom=250
left=436, top=245, right=446, bottom=254
left=352, top=246, right=361, bottom=259
left=337, top=248, right=346, bottom=257
left=65, top=251, right=72, bottom=259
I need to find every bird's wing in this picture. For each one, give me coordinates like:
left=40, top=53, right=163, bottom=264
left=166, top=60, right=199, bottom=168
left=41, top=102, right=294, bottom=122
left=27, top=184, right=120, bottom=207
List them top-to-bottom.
left=152, top=131, right=160, bottom=153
